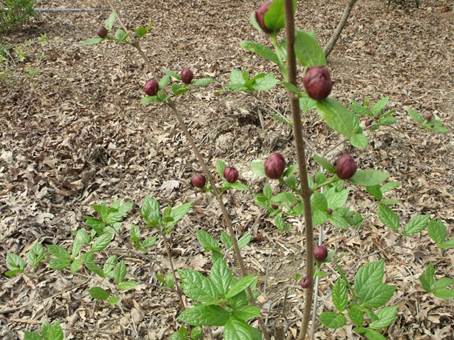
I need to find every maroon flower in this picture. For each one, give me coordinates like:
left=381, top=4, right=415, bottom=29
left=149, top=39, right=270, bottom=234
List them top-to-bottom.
left=97, top=26, right=108, bottom=38
left=303, top=67, right=333, bottom=100
left=181, top=68, right=194, bottom=84
left=144, top=79, right=159, bottom=96
left=423, top=113, right=433, bottom=121
left=264, top=152, right=286, bottom=179
left=335, top=153, right=357, bottom=180
left=224, top=167, right=239, bottom=183
left=191, top=174, right=206, bottom=188
left=314, top=245, right=328, bottom=262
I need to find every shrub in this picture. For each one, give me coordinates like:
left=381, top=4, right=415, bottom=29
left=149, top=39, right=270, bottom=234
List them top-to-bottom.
left=0, top=0, right=35, bottom=34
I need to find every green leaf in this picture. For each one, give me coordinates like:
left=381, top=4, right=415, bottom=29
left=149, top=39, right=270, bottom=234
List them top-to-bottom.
left=104, top=11, right=117, bottom=30
left=134, top=25, right=149, bottom=38
left=114, top=28, right=128, bottom=43
left=294, top=30, right=326, bottom=67
left=80, top=37, right=104, bottom=46
left=240, top=40, right=279, bottom=65
left=228, top=69, right=247, bottom=91
left=252, top=73, right=278, bottom=92
left=193, top=78, right=213, bottom=87
left=172, top=84, right=189, bottom=96
left=141, top=95, right=160, bottom=105
left=299, top=96, right=317, bottom=112
left=371, top=97, right=389, bottom=115
left=316, top=98, right=357, bottom=139
left=350, top=133, right=369, bottom=149
left=313, top=155, right=336, bottom=173
left=216, top=159, right=226, bottom=177
left=251, top=160, right=265, bottom=177
left=350, top=169, right=389, bottom=187
left=225, top=181, right=250, bottom=191
left=381, top=181, right=400, bottom=193
left=367, top=185, right=383, bottom=200
left=325, top=187, right=349, bottom=209
left=311, top=192, right=328, bottom=211
left=141, top=196, right=161, bottom=227
left=170, top=202, right=192, bottom=226
left=378, top=203, right=400, bottom=231
left=403, top=214, right=429, bottom=236
left=84, top=217, right=106, bottom=234
left=428, top=219, right=447, bottom=244
left=72, top=228, right=91, bottom=257
left=91, top=230, right=114, bottom=252
left=196, top=230, right=220, bottom=252
left=220, top=232, right=233, bottom=249
left=238, top=232, right=252, bottom=249
left=439, top=239, right=454, bottom=249
left=27, top=242, right=46, bottom=268
left=47, top=245, right=71, bottom=270
left=6, top=252, right=26, bottom=272
left=82, top=252, right=105, bottom=277
left=103, top=255, right=117, bottom=278
left=70, top=257, right=83, bottom=273
left=210, top=259, right=233, bottom=296
left=113, top=260, right=127, bottom=284
left=355, top=260, right=384, bottom=298
left=419, top=263, right=435, bottom=292
left=179, top=269, right=220, bottom=303
left=226, top=276, right=257, bottom=299
left=332, top=278, right=348, bottom=312
left=432, top=278, right=454, bottom=290
left=117, top=280, right=138, bottom=291
left=359, top=284, right=395, bottom=308
left=89, top=286, right=110, bottom=301
left=433, top=288, right=454, bottom=299
left=107, top=295, right=120, bottom=305
left=348, top=304, right=364, bottom=326
left=178, top=305, right=230, bottom=326
left=233, top=305, right=261, bottom=322
left=369, top=306, right=398, bottom=329
left=319, top=312, right=347, bottom=329
left=224, top=318, right=262, bottom=340
left=41, top=321, right=64, bottom=340
left=171, top=327, right=189, bottom=340
left=359, top=328, right=386, bottom=340
left=24, top=332, right=41, bottom=340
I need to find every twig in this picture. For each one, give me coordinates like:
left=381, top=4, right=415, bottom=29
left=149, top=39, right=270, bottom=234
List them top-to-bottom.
left=324, top=0, right=359, bottom=58
left=284, top=1, right=315, bottom=339
left=166, top=102, right=270, bottom=340
left=310, top=224, right=325, bottom=339
left=160, top=231, right=186, bottom=309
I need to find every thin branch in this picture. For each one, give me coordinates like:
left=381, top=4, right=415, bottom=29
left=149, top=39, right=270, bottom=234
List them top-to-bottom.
left=324, top=0, right=359, bottom=58
left=284, top=1, right=315, bottom=340
left=167, top=102, right=270, bottom=340
left=160, top=231, right=186, bottom=309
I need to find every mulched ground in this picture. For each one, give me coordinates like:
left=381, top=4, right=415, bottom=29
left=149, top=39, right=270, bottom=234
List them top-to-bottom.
left=0, top=0, right=453, bottom=339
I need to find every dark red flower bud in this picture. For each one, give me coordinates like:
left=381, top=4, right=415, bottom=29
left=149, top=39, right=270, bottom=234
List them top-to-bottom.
left=255, top=1, right=273, bottom=34
left=97, top=26, right=108, bottom=38
left=303, top=67, right=333, bottom=100
left=181, top=68, right=194, bottom=84
left=144, top=79, right=159, bottom=96
left=423, top=113, right=433, bottom=121
left=364, top=118, right=373, bottom=127
left=264, top=152, right=286, bottom=179
left=335, top=153, right=357, bottom=180
left=224, top=167, right=239, bottom=183
left=191, top=174, right=206, bottom=188
left=271, top=204, right=279, bottom=210
left=327, top=208, right=333, bottom=215
left=314, top=245, right=328, bottom=262
left=300, top=276, right=313, bottom=289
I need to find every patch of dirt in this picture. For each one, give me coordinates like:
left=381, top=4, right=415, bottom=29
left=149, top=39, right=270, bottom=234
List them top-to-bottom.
left=1, top=0, right=453, bottom=339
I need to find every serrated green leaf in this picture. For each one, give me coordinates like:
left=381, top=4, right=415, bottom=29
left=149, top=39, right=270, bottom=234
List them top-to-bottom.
left=104, top=11, right=117, bottom=30
left=134, top=25, right=149, bottom=38
left=114, top=28, right=128, bottom=43
left=295, top=30, right=326, bottom=67
left=80, top=37, right=103, bottom=46
left=240, top=40, right=279, bottom=65
left=252, top=73, right=278, bottom=91
left=193, top=78, right=213, bottom=87
left=172, top=83, right=189, bottom=96
left=141, top=95, right=160, bottom=105
left=316, top=98, right=357, bottom=139
left=350, top=133, right=369, bottom=149
left=313, top=155, right=336, bottom=173
left=216, top=159, right=226, bottom=177
left=351, top=169, right=389, bottom=187
left=325, top=187, right=349, bottom=209
left=311, top=192, right=328, bottom=211
left=141, top=196, right=161, bottom=227
left=170, top=202, right=192, bottom=226
left=378, top=203, right=400, bottom=231
left=403, top=214, right=429, bottom=236
left=427, top=219, right=447, bottom=245
left=72, top=228, right=91, bottom=257
left=196, top=230, right=220, bottom=252
left=91, top=231, right=114, bottom=252
left=220, top=232, right=233, bottom=249
left=238, top=232, right=252, bottom=249
left=439, top=239, right=454, bottom=249
left=27, top=242, right=46, bottom=268
left=47, top=245, right=71, bottom=270
left=82, top=252, right=105, bottom=277
left=103, top=255, right=117, bottom=278
left=70, top=257, right=83, bottom=273
left=210, top=259, right=233, bottom=296
left=113, top=260, right=127, bottom=284
left=355, top=260, right=385, bottom=297
left=419, top=263, right=435, bottom=292
left=179, top=269, right=220, bottom=303
left=226, top=275, right=257, bottom=299
left=332, top=278, right=348, bottom=311
left=432, top=278, right=454, bottom=290
left=117, top=280, right=138, bottom=291
left=359, top=284, right=395, bottom=308
left=89, top=286, right=110, bottom=301
left=433, top=288, right=454, bottom=299
left=107, top=295, right=120, bottom=305
left=348, top=304, right=364, bottom=326
left=178, top=305, right=230, bottom=326
left=232, top=305, right=261, bottom=322
left=369, top=306, right=398, bottom=329
left=319, top=312, right=347, bottom=329
left=224, top=318, right=261, bottom=340
left=41, top=321, right=64, bottom=340
left=170, top=327, right=189, bottom=340
left=360, top=328, right=386, bottom=340
left=24, top=331, right=41, bottom=340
